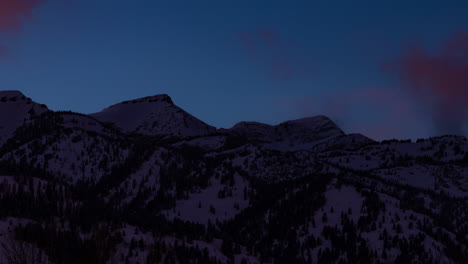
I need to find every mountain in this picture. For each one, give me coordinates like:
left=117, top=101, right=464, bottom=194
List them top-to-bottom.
left=0, top=90, right=467, bottom=264
left=0, top=90, right=48, bottom=145
left=90, top=94, right=216, bottom=138
left=229, top=115, right=345, bottom=151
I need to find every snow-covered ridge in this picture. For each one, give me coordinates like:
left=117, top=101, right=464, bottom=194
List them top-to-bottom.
left=0, top=90, right=49, bottom=146
left=0, top=90, right=28, bottom=98
left=1, top=90, right=468, bottom=263
left=90, top=94, right=216, bottom=138
left=119, top=94, right=174, bottom=105
left=229, top=115, right=345, bottom=151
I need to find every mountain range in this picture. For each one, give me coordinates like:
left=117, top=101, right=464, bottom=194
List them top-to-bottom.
left=0, top=90, right=467, bottom=264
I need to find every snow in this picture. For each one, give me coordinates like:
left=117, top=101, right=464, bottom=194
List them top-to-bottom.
left=0, top=90, right=48, bottom=146
left=1, top=90, right=467, bottom=263
left=90, top=94, right=216, bottom=138
left=60, top=113, right=117, bottom=136
left=230, top=115, right=345, bottom=152
left=1, top=128, right=129, bottom=183
left=173, top=135, right=227, bottom=150
left=320, top=136, right=468, bottom=197
left=109, top=148, right=166, bottom=205
left=163, top=173, right=250, bottom=224
left=0, top=176, right=49, bottom=195
left=302, top=184, right=453, bottom=263
left=323, top=185, right=364, bottom=223
left=0, top=217, right=47, bottom=264
left=110, top=228, right=259, bottom=264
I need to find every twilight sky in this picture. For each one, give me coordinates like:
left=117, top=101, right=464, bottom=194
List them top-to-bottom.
left=1, top=0, right=468, bottom=140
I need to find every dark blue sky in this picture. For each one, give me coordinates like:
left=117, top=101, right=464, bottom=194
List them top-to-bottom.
left=1, top=0, right=468, bottom=140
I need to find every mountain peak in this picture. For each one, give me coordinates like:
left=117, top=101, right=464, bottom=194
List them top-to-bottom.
left=0, top=90, right=27, bottom=100
left=0, top=90, right=49, bottom=145
left=90, top=94, right=215, bottom=137
left=120, top=94, right=174, bottom=105
left=147, top=94, right=173, bottom=104
left=229, top=115, right=344, bottom=150
left=280, top=115, right=343, bottom=133
left=280, top=115, right=334, bottom=125
left=231, top=121, right=272, bottom=130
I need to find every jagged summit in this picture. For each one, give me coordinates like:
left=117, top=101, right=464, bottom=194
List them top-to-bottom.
left=90, top=94, right=216, bottom=138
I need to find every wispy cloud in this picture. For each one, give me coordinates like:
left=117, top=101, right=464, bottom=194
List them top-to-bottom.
left=0, top=0, right=46, bottom=57
left=277, top=31, right=468, bottom=139
left=383, top=31, right=468, bottom=135
left=276, top=87, right=423, bottom=140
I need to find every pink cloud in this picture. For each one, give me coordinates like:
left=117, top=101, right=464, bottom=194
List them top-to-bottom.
left=0, top=0, right=45, bottom=58
left=0, top=0, right=44, bottom=31
left=383, top=31, right=468, bottom=135
left=275, top=87, right=424, bottom=140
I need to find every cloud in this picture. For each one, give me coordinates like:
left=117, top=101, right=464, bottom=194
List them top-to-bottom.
left=0, top=0, right=45, bottom=58
left=0, top=0, right=45, bottom=31
left=237, top=29, right=311, bottom=82
left=383, top=32, right=468, bottom=135
left=275, top=87, right=425, bottom=140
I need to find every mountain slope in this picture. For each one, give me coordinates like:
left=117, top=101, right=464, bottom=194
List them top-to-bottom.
left=0, top=90, right=467, bottom=264
left=0, top=91, right=49, bottom=145
left=90, top=94, right=217, bottom=138
left=0, top=111, right=130, bottom=183
left=230, top=115, right=345, bottom=151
